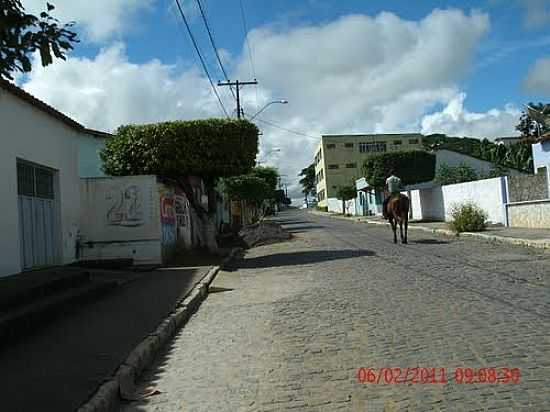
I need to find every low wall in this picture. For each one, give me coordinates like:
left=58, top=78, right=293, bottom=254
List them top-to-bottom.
left=508, top=170, right=548, bottom=202
left=410, top=177, right=506, bottom=224
left=327, top=198, right=356, bottom=215
left=507, top=200, right=550, bottom=228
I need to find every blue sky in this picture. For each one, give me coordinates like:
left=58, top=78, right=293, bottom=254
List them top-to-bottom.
left=19, top=0, right=550, bottom=197
left=69, top=0, right=550, bottom=109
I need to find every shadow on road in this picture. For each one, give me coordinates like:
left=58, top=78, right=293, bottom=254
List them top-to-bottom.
left=285, top=224, right=326, bottom=232
left=413, top=239, right=450, bottom=245
left=226, top=249, right=375, bottom=270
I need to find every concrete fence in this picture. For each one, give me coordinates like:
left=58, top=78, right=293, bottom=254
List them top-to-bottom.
left=505, top=167, right=550, bottom=228
left=410, top=177, right=507, bottom=224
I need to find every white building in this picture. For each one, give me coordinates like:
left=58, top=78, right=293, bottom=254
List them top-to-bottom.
left=0, top=79, right=110, bottom=277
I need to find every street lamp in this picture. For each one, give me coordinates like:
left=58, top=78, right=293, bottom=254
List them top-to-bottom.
left=249, top=100, right=288, bottom=120
left=257, top=148, right=281, bottom=165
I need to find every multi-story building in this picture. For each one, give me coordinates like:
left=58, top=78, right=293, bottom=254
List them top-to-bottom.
left=314, top=133, right=423, bottom=209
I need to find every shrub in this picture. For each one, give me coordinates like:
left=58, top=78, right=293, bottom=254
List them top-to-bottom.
left=362, top=150, right=436, bottom=189
left=435, top=162, right=478, bottom=185
left=449, top=202, right=487, bottom=233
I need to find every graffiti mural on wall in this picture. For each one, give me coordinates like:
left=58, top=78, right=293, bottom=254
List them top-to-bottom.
left=106, top=185, right=145, bottom=226
left=160, top=189, right=177, bottom=246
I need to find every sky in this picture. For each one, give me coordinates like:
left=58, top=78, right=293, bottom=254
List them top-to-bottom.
left=16, top=0, right=550, bottom=201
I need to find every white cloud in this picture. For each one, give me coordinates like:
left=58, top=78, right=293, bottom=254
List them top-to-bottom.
left=23, top=0, right=155, bottom=41
left=19, top=8, right=523, bottom=199
left=22, top=43, right=224, bottom=132
left=523, top=57, right=550, bottom=94
left=420, top=93, right=521, bottom=139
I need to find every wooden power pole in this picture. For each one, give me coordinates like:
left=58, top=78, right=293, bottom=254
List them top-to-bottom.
left=217, top=79, right=258, bottom=119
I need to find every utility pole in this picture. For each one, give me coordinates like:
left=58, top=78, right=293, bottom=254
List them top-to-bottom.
left=217, top=79, right=258, bottom=119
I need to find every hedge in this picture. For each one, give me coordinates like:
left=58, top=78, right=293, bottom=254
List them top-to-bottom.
left=101, top=119, right=259, bottom=179
left=362, top=150, right=436, bottom=188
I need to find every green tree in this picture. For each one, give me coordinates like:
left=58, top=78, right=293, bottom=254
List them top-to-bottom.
left=1, top=1, right=79, bottom=80
left=101, top=119, right=259, bottom=252
left=362, top=150, right=436, bottom=189
left=434, top=163, right=478, bottom=185
left=298, top=164, right=316, bottom=203
left=250, top=166, right=279, bottom=193
left=224, top=175, right=271, bottom=223
left=336, top=185, right=356, bottom=215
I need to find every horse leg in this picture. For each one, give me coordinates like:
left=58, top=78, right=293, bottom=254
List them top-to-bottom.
left=403, top=218, right=408, bottom=244
left=391, top=219, right=397, bottom=243
left=399, top=220, right=404, bottom=243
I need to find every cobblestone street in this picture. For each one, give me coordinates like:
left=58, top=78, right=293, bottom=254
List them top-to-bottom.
left=120, top=210, right=550, bottom=412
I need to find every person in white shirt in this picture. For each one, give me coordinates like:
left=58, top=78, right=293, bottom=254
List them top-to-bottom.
left=383, top=170, right=402, bottom=219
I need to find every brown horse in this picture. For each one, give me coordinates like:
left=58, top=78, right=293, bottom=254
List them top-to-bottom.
left=387, top=193, right=409, bottom=244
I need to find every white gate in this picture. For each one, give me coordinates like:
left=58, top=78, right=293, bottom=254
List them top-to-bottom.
left=17, top=161, right=59, bottom=270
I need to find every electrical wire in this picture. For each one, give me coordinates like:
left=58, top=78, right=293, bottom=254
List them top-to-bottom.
left=173, top=0, right=229, bottom=118
left=194, top=0, right=237, bottom=101
left=238, top=0, right=258, bottom=104
left=246, top=114, right=320, bottom=141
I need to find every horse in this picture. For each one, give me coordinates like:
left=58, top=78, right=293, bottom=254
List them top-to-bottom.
left=387, top=193, right=409, bottom=244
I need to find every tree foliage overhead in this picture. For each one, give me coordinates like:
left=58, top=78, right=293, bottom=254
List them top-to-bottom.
left=1, top=1, right=79, bottom=80
left=101, top=119, right=259, bottom=179
left=422, top=134, right=533, bottom=173
left=362, top=150, right=436, bottom=189
left=298, top=164, right=316, bottom=198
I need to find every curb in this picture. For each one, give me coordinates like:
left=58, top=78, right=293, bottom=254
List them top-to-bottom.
left=309, top=211, right=550, bottom=251
left=77, top=247, right=242, bottom=412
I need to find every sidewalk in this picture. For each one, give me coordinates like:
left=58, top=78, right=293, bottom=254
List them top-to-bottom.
left=309, top=210, right=550, bottom=250
left=0, top=251, right=222, bottom=412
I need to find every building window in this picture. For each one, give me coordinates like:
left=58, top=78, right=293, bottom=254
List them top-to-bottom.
left=408, top=138, right=419, bottom=145
left=393, top=140, right=402, bottom=145
left=359, top=142, right=387, bottom=153
left=326, top=143, right=336, bottom=149
left=344, top=143, right=354, bottom=148
left=17, top=161, right=54, bottom=199
left=346, top=163, right=357, bottom=168
left=328, top=164, right=339, bottom=169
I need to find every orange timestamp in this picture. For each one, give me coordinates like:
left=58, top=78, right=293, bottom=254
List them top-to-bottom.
left=356, top=367, right=521, bottom=385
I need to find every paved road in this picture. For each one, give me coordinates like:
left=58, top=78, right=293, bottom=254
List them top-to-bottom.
left=121, top=210, right=550, bottom=412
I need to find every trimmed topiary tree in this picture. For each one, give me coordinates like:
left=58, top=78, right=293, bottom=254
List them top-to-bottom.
left=101, top=119, right=259, bottom=252
left=362, top=150, right=436, bottom=189
left=434, top=162, right=478, bottom=185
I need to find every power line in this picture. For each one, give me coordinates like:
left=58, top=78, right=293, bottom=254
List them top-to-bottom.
left=173, top=0, right=229, bottom=118
left=194, top=0, right=236, bottom=101
left=238, top=0, right=258, bottom=104
left=245, top=114, right=319, bottom=140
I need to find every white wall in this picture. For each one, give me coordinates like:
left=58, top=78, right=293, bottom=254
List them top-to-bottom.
left=0, top=89, right=82, bottom=277
left=532, top=141, right=550, bottom=173
left=80, top=176, right=162, bottom=264
left=410, top=177, right=506, bottom=224
left=327, top=197, right=356, bottom=214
